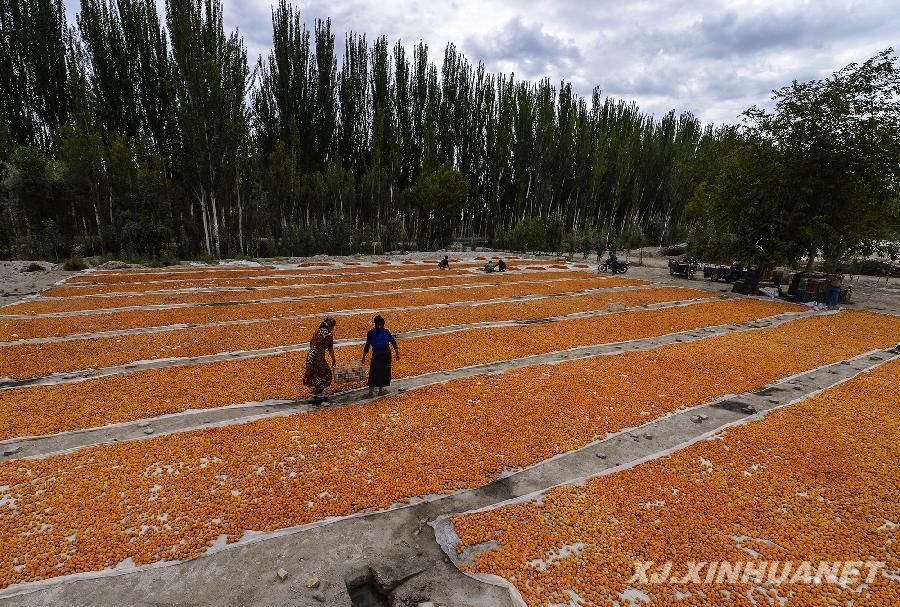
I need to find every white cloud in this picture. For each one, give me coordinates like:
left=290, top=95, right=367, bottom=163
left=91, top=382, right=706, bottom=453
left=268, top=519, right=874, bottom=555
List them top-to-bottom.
left=63, top=0, right=900, bottom=124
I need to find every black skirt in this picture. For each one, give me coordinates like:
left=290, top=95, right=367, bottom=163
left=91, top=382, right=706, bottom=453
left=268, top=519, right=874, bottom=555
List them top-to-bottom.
left=368, top=350, right=392, bottom=387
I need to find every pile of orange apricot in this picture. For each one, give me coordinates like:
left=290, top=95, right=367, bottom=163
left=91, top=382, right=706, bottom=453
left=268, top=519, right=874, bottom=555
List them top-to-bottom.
left=62, top=262, right=485, bottom=284
left=45, top=267, right=474, bottom=297
left=8, top=271, right=598, bottom=315
left=0, top=276, right=643, bottom=341
left=2, top=286, right=713, bottom=379
left=0, top=297, right=802, bottom=440
left=0, top=311, right=897, bottom=589
left=453, top=359, right=900, bottom=607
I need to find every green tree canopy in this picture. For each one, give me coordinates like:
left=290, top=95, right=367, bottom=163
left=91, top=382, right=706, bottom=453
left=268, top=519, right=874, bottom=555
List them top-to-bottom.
left=688, top=49, right=900, bottom=266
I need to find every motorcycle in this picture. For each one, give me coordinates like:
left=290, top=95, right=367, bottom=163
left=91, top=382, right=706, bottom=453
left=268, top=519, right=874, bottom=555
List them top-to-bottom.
left=669, top=257, right=700, bottom=279
left=598, top=259, right=629, bottom=274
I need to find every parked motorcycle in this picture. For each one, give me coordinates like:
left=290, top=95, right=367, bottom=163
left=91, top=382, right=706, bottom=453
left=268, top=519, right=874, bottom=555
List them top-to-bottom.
left=598, top=260, right=630, bottom=274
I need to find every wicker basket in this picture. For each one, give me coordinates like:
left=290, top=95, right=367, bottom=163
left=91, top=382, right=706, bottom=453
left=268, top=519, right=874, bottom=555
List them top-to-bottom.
left=333, top=362, right=365, bottom=385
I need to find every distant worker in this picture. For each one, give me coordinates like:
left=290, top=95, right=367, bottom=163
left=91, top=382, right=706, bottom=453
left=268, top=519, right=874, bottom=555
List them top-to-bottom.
left=607, top=250, right=619, bottom=273
left=438, top=255, right=450, bottom=270
left=497, top=258, right=507, bottom=272
left=483, top=259, right=496, bottom=273
left=826, top=268, right=844, bottom=309
left=362, top=315, right=400, bottom=397
left=303, top=317, right=337, bottom=397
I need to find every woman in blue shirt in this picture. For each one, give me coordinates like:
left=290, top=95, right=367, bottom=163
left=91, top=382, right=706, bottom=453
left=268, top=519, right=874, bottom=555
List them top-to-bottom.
left=362, top=315, right=400, bottom=397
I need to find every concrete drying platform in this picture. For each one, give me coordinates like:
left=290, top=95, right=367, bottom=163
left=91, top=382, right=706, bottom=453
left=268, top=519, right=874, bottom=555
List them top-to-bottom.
left=4, top=259, right=894, bottom=606
left=0, top=275, right=601, bottom=319
left=0, top=283, right=658, bottom=346
left=0, top=292, right=704, bottom=389
left=0, top=308, right=811, bottom=462
left=3, top=346, right=893, bottom=606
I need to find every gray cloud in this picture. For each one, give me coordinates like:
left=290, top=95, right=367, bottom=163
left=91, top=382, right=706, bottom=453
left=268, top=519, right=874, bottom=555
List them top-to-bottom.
left=689, top=5, right=888, bottom=58
left=465, top=17, right=582, bottom=80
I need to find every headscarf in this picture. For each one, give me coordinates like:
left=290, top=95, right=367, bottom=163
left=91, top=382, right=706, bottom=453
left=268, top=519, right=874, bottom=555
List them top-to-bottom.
left=310, top=316, right=336, bottom=350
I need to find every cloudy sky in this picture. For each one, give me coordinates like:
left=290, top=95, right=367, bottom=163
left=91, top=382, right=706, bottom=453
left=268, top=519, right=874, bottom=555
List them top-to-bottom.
left=64, top=0, right=899, bottom=124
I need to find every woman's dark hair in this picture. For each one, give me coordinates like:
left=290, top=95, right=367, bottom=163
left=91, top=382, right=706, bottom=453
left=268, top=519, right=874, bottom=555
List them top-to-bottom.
left=374, top=315, right=385, bottom=327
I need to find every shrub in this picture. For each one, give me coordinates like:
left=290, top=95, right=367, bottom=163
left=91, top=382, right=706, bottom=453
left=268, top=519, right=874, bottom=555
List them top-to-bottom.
left=660, top=244, right=687, bottom=256
left=62, top=256, right=88, bottom=271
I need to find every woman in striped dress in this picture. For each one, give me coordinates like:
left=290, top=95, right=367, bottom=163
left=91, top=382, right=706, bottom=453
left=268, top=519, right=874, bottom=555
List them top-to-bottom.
left=303, top=317, right=337, bottom=396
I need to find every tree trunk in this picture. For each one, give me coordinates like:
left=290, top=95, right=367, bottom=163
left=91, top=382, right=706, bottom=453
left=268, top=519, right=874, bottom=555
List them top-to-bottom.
left=198, top=187, right=212, bottom=257
left=210, top=191, right=221, bottom=257
left=237, top=194, right=244, bottom=254
left=93, top=201, right=103, bottom=246
left=804, top=249, right=816, bottom=272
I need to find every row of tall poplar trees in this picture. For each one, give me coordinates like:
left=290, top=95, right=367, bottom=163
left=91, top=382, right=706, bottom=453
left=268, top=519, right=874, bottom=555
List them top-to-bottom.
left=1, top=0, right=720, bottom=260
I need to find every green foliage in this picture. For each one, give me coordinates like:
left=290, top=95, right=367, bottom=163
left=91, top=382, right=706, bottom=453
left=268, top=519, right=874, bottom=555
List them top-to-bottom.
left=0, top=0, right=71, bottom=148
left=1, top=0, right=724, bottom=261
left=167, top=0, right=249, bottom=258
left=2, top=1, right=894, bottom=265
left=688, top=49, right=900, bottom=265
left=3, top=145, right=65, bottom=254
left=401, top=162, right=470, bottom=248
left=403, top=162, right=469, bottom=214
left=118, top=212, right=173, bottom=256
left=380, top=214, right=407, bottom=252
left=499, top=217, right=556, bottom=254
left=618, top=223, right=648, bottom=251
left=62, top=255, right=87, bottom=271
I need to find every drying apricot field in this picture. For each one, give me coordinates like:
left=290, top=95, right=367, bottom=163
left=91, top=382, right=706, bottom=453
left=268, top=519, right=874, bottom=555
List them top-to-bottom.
left=0, top=257, right=897, bottom=607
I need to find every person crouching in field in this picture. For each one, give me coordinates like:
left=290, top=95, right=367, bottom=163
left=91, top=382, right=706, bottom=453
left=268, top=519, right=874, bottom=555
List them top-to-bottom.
left=362, top=315, right=400, bottom=397
left=304, top=317, right=337, bottom=396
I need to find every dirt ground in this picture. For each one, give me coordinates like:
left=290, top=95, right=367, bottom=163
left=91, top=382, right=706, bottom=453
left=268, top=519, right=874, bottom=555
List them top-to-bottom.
left=570, top=247, right=899, bottom=315
left=0, top=261, right=73, bottom=306
left=624, top=264, right=900, bottom=315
